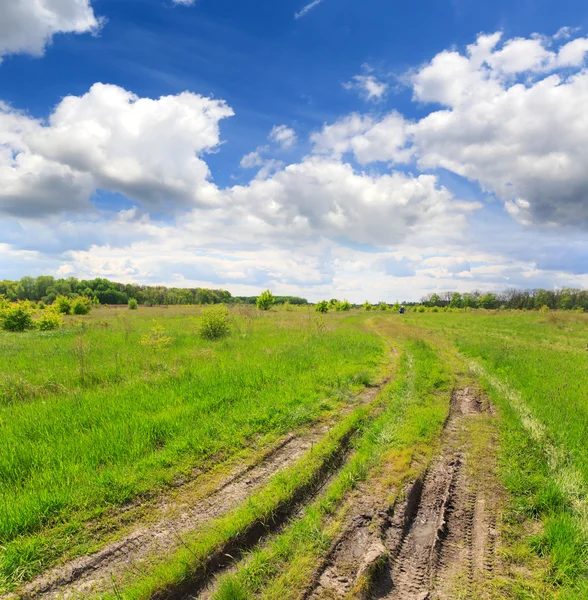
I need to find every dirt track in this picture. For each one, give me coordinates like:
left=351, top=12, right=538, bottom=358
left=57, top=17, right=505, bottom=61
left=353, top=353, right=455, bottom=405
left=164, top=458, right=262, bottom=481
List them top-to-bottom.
left=8, top=383, right=386, bottom=600
left=307, top=387, right=499, bottom=600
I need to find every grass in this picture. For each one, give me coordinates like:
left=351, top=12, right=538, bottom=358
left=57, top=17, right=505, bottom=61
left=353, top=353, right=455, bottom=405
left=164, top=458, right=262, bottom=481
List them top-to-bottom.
left=0, top=307, right=384, bottom=590
left=403, top=309, right=588, bottom=598
left=210, top=334, right=452, bottom=599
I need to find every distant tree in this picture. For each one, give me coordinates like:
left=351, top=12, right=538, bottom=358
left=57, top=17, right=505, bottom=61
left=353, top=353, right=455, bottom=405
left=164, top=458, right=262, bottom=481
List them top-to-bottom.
left=256, top=289, right=275, bottom=311
left=449, top=292, right=463, bottom=308
left=429, top=293, right=441, bottom=307
left=479, top=293, right=498, bottom=309
left=128, top=298, right=138, bottom=310
left=315, top=300, right=329, bottom=313
left=363, top=301, right=372, bottom=311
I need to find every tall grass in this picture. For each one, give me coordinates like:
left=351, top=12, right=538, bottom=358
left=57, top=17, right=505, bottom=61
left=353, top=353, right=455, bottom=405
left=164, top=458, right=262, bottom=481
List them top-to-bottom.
left=0, top=308, right=383, bottom=588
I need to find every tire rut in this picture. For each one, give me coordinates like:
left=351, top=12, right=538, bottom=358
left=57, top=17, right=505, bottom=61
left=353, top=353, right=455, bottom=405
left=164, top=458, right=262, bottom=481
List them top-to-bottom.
left=11, top=383, right=387, bottom=600
left=307, top=387, right=498, bottom=600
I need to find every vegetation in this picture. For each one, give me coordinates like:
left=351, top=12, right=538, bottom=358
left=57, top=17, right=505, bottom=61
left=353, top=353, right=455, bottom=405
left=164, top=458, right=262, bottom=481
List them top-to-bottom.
left=256, top=289, right=275, bottom=311
left=128, top=297, right=138, bottom=310
left=315, top=300, right=329, bottom=313
left=0, top=302, right=35, bottom=332
left=198, top=304, right=231, bottom=340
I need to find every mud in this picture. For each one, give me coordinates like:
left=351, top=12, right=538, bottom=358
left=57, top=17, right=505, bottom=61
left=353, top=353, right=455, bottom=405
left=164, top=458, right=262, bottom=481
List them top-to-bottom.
left=11, top=383, right=386, bottom=600
left=307, top=387, right=499, bottom=600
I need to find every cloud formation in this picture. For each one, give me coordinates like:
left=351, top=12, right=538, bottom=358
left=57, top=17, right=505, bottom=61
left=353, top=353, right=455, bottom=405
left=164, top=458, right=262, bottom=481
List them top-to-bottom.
left=0, top=0, right=103, bottom=60
left=294, top=0, right=323, bottom=20
left=269, top=125, right=297, bottom=149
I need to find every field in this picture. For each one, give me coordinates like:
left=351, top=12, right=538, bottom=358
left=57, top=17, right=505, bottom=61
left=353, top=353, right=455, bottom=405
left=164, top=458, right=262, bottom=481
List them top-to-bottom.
left=0, top=306, right=586, bottom=599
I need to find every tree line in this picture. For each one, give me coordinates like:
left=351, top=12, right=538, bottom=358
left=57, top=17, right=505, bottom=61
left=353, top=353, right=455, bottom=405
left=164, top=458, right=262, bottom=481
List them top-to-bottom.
left=0, top=276, right=307, bottom=307
left=419, top=288, right=588, bottom=311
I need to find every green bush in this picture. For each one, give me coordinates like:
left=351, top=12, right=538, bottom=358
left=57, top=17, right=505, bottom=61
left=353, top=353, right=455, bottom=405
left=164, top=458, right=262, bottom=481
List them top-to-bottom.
left=256, top=290, right=274, bottom=311
left=53, top=296, right=72, bottom=315
left=72, top=296, right=92, bottom=315
left=128, top=298, right=138, bottom=310
left=336, top=299, right=351, bottom=311
left=315, top=300, right=329, bottom=313
left=37, top=301, right=46, bottom=310
left=363, top=301, right=372, bottom=311
left=378, top=302, right=388, bottom=311
left=1, top=303, right=35, bottom=332
left=199, top=305, right=231, bottom=340
left=417, top=306, right=425, bottom=313
left=37, top=310, right=63, bottom=331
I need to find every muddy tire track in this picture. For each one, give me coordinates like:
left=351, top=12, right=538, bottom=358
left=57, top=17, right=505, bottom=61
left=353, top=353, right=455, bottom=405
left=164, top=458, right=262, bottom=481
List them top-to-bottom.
left=10, top=383, right=386, bottom=600
left=307, top=387, right=498, bottom=600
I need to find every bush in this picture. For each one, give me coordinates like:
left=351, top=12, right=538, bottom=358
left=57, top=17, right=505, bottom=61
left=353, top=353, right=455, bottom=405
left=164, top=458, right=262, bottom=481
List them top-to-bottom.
left=256, top=290, right=275, bottom=311
left=53, top=296, right=72, bottom=315
left=72, top=296, right=92, bottom=315
left=128, top=298, right=138, bottom=310
left=336, top=299, right=351, bottom=311
left=315, top=300, right=329, bottom=313
left=37, top=301, right=46, bottom=310
left=363, top=301, right=372, bottom=311
left=1, top=302, right=35, bottom=332
left=378, top=302, right=388, bottom=311
left=538, top=304, right=550, bottom=313
left=199, top=305, right=231, bottom=340
left=417, top=306, right=425, bottom=313
left=37, top=310, right=63, bottom=331
left=139, top=321, right=173, bottom=350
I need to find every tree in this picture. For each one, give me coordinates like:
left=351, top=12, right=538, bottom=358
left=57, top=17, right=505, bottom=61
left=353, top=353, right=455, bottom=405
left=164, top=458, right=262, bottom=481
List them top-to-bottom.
left=256, top=289, right=275, bottom=311
left=449, top=292, right=463, bottom=308
left=479, top=293, right=498, bottom=309
left=315, top=300, right=329, bottom=313
left=363, top=301, right=372, bottom=311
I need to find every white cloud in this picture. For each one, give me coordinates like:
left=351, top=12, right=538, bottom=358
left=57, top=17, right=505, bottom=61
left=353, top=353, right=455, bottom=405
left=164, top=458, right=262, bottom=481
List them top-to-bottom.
left=0, top=0, right=103, bottom=60
left=171, top=0, right=197, bottom=5
left=295, top=0, right=323, bottom=19
left=344, top=74, right=388, bottom=102
left=0, top=83, right=233, bottom=216
left=269, top=125, right=297, bottom=149
left=240, top=151, right=265, bottom=169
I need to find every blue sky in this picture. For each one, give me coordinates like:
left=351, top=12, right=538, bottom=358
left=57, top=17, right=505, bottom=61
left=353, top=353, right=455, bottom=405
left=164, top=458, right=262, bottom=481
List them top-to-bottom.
left=1, top=0, right=588, bottom=301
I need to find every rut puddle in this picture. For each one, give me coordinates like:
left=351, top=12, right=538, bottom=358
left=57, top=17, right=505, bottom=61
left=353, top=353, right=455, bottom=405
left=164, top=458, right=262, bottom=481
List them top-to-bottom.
left=308, top=387, right=498, bottom=600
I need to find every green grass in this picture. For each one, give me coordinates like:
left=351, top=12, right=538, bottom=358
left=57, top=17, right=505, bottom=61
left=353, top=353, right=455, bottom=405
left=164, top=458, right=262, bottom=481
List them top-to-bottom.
left=0, top=307, right=384, bottom=590
left=403, top=309, right=588, bottom=598
left=211, top=335, right=452, bottom=599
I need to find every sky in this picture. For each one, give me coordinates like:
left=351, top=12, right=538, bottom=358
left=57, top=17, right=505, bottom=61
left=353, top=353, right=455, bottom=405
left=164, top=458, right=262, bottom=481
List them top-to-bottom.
left=1, top=0, right=588, bottom=302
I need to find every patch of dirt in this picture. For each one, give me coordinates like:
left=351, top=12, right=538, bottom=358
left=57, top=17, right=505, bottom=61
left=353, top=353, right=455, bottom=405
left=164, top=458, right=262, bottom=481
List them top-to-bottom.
left=10, top=382, right=387, bottom=600
left=307, top=387, right=499, bottom=600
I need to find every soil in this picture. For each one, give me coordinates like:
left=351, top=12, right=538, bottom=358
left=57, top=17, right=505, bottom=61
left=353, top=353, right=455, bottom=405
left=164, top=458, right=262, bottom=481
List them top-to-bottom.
left=8, top=382, right=386, bottom=600
left=307, top=387, right=499, bottom=600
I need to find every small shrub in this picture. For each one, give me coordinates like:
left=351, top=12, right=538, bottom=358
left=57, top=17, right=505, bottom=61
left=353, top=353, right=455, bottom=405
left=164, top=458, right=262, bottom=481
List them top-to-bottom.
left=256, top=290, right=275, bottom=311
left=53, top=296, right=72, bottom=315
left=72, top=296, right=92, bottom=315
left=128, top=298, right=139, bottom=310
left=336, top=299, right=351, bottom=311
left=282, top=300, right=293, bottom=312
left=315, top=300, right=329, bottom=313
left=37, top=301, right=46, bottom=310
left=363, top=301, right=372, bottom=311
left=0, top=302, right=35, bottom=332
left=378, top=302, right=388, bottom=311
left=538, top=304, right=550, bottom=313
left=199, top=305, right=231, bottom=340
left=417, top=306, right=425, bottom=313
left=432, top=307, right=439, bottom=313
left=37, top=310, right=63, bottom=331
left=139, top=322, right=173, bottom=350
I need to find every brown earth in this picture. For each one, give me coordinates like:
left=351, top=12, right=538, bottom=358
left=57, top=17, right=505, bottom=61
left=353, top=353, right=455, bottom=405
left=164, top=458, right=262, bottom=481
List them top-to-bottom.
left=307, top=387, right=499, bottom=600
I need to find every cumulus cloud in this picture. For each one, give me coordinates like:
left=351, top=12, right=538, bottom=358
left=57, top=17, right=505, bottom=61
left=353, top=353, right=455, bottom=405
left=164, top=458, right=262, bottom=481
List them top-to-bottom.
left=0, top=0, right=103, bottom=60
left=344, top=72, right=388, bottom=102
left=0, top=84, right=233, bottom=216
left=269, top=125, right=297, bottom=149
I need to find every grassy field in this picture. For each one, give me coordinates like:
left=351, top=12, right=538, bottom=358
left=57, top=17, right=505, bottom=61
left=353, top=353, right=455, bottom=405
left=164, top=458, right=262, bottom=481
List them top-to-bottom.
left=1, top=305, right=586, bottom=599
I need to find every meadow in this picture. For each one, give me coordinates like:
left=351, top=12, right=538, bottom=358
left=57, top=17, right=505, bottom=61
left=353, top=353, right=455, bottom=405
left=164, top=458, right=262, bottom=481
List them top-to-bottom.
left=0, top=305, right=586, bottom=599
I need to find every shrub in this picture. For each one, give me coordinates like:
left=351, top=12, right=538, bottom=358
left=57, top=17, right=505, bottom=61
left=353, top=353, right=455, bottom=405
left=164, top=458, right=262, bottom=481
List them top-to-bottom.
left=256, top=290, right=274, bottom=311
left=53, top=296, right=72, bottom=315
left=72, top=296, right=92, bottom=315
left=128, top=298, right=138, bottom=310
left=336, top=299, right=351, bottom=311
left=282, top=300, right=293, bottom=312
left=315, top=300, right=329, bottom=313
left=37, top=301, right=46, bottom=310
left=363, top=301, right=372, bottom=311
left=1, top=302, right=35, bottom=332
left=378, top=302, right=388, bottom=311
left=539, top=304, right=550, bottom=313
left=199, top=305, right=231, bottom=340
left=417, top=306, right=425, bottom=313
left=37, top=310, right=63, bottom=331
left=139, top=321, right=173, bottom=350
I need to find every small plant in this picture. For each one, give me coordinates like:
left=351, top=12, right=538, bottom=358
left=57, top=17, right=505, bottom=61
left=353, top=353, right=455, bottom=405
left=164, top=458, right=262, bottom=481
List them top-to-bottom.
left=256, top=290, right=275, bottom=311
left=53, top=296, right=72, bottom=315
left=72, top=296, right=92, bottom=315
left=128, top=298, right=138, bottom=310
left=336, top=299, right=351, bottom=311
left=282, top=300, right=294, bottom=312
left=315, top=300, right=329, bottom=313
left=37, top=301, right=46, bottom=310
left=363, top=301, right=372, bottom=312
left=0, top=302, right=35, bottom=332
left=378, top=302, right=388, bottom=311
left=539, top=304, right=550, bottom=313
left=198, top=305, right=231, bottom=340
left=37, top=309, right=63, bottom=331
left=139, top=321, right=173, bottom=350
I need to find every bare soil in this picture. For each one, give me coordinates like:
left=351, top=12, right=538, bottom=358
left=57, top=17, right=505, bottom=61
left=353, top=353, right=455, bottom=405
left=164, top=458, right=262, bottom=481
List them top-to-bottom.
left=307, top=387, right=499, bottom=600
